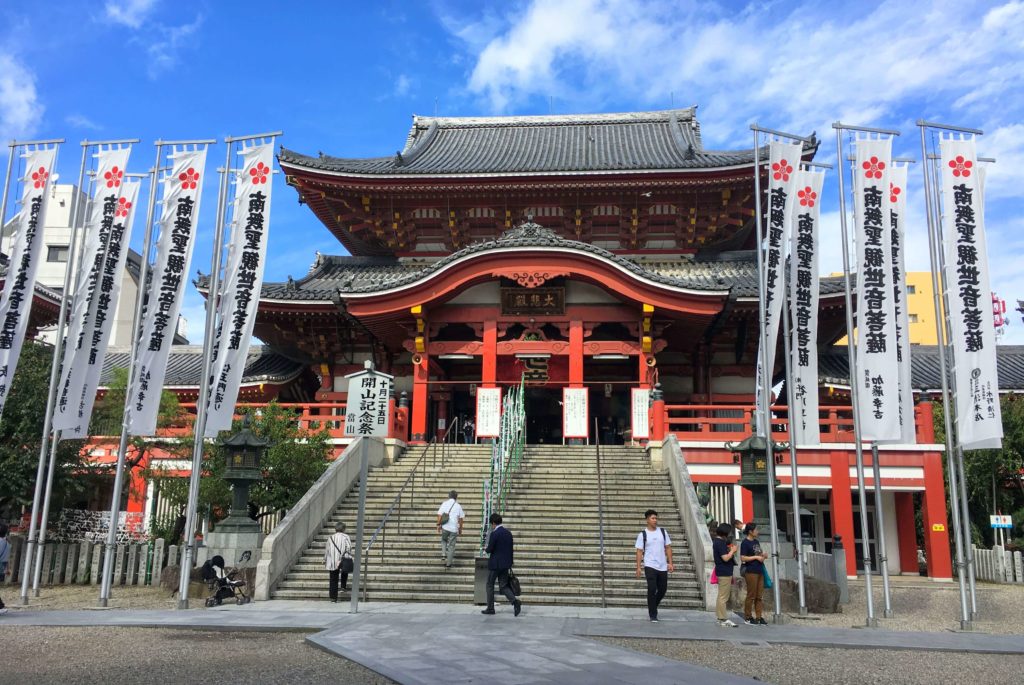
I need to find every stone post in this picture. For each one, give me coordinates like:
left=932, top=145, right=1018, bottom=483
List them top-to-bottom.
left=832, top=536, right=849, bottom=603
left=151, top=539, right=166, bottom=586
left=78, top=542, right=94, bottom=584
left=41, top=543, right=54, bottom=586
left=55, top=543, right=69, bottom=584
left=63, top=544, right=79, bottom=584
left=90, top=544, right=103, bottom=585
left=114, top=544, right=127, bottom=586
left=127, top=544, right=139, bottom=585
left=167, top=544, right=179, bottom=569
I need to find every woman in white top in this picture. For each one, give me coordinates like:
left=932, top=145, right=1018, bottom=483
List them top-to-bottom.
left=324, top=521, right=353, bottom=603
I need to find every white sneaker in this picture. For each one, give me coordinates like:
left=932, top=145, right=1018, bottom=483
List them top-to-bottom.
left=0, top=607, right=8, bottom=615
left=720, top=619, right=737, bottom=627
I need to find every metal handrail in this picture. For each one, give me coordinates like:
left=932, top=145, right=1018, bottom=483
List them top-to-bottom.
left=478, top=377, right=526, bottom=554
left=594, top=417, right=607, bottom=608
left=359, top=425, right=457, bottom=602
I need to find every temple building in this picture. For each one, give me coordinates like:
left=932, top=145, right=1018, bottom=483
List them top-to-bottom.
left=78, top=107, right=1013, bottom=580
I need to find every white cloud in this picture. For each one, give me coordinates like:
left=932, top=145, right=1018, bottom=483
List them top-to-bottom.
left=104, top=0, right=159, bottom=29
left=146, top=16, right=203, bottom=79
left=0, top=52, right=43, bottom=142
left=395, top=74, right=412, bottom=97
left=65, top=113, right=102, bottom=130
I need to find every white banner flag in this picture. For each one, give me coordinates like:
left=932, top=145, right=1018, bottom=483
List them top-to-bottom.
left=853, top=136, right=901, bottom=441
left=940, top=137, right=1002, bottom=450
left=755, top=140, right=802, bottom=435
left=204, top=144, right=274, bottom=436
left=0, top=147, right=58, bottom=419
left=54, top=147, right=131, bottom=430
left=128, top=147, right=208, bottom=436
left=889, top=164, right=915, bottom=444
left=788, top=168, right=824, bottom=446
left=63, top=181, right=141, bottom=437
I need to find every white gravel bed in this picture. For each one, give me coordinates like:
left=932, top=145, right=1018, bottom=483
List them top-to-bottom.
left=1, top=626, right=395, bottom=685
left=597, top=637, right=1024, bottom=685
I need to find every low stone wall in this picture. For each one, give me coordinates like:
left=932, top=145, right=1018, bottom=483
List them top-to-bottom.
left=0, top=536, right=176, bottom=588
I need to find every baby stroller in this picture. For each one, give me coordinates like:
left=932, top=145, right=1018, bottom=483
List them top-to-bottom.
left=201, top=555, right=251, bottom=607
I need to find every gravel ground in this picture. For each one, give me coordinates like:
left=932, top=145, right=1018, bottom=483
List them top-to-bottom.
left=782, top=581, right=1024, bottom=634
left=0, top=627, right=395, bottom=685
left=597, top=637, right=1024, bottom=685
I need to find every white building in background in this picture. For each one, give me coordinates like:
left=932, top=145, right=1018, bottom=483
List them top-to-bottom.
left=1, top=183, right=188, bottom=346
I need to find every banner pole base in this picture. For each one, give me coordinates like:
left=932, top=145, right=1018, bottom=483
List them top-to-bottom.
left=177, top=599, right=190, bottom=610
left=798, top=607, right=808, bottom=617
left=883, top=609, right=894, bottom=619
left=771, top=614, right=786, bottom=625
left=865, top=617, right=878, bottom=628
left=959, top=619, right=973, bottom=631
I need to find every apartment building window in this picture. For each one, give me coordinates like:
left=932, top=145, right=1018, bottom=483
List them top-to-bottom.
left=47, top=245, right=69, bottom=263
left=907, top=284, right=916, bottom=294
left=909, top=313, right=919, bottom=323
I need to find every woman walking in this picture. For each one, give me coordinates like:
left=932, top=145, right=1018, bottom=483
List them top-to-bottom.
left=324, top=522, right=353, bottom=603
left=739, top=522, right=768, bottom=625
left=712, top=523, right=738, bottom=627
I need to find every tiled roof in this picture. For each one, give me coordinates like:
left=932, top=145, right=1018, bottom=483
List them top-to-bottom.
left=278, top=109, right=815, bottom=176
left=248, top=224, right=847, bottom=302
left=0, top=252, right=64, bottom=303
left=99, top=345, right=304, bottom=387
left=818, top=345, right=1024, bottom=391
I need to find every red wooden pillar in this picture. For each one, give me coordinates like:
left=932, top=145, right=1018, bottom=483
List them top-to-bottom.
left=411, top=306, right=429, bottom=444
left=483, top=319, right=497, bottom=387
left=569, top=320, right=583, bottom=387
left=650, top=385, right=665, bottom=442
left=436, top=395, right=448, bottom=440
left=915, top=401, right=936, bottom=443
left=829, top=450, right=857, bottom=577
left=921, top=451, right=953, bottom=579
left=740, top=487, right=754, bottom=523
left=894, top=491, right=919, bottom=574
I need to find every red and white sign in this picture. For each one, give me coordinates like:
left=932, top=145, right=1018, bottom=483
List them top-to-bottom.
left=476, top=387, right=502, bottom=438
left=563, top=387, right=589, bottom=439
left=631, top=388, right=650, bottom=440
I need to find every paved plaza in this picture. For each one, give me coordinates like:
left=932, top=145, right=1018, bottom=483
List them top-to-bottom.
left=5, top=600, right=1024, bottom=684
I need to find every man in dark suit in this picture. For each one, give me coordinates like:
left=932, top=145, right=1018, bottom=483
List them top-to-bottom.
left=482, top=512, right=521, bottom=616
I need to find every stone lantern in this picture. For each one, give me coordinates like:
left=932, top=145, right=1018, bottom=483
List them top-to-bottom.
left=201, top=415, right=269, bottom=568
left=725, top=434, right=786, bottom=543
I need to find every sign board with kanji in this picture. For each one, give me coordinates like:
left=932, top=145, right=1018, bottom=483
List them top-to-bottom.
left=343, top=363, right=393, bottom=437
left=476, top=387, right=502, bottom=438
left=563, top=387, right=589, bottom=439
left=631, top=388, right=650, bottom=440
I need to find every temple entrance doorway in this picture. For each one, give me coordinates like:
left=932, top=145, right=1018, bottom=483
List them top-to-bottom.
left=525, top=387, right=562, bottom=444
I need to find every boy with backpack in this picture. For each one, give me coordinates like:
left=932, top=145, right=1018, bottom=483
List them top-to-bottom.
left=635, top=509, right=673, bottom=622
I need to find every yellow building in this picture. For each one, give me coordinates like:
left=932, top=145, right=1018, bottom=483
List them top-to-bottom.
left=835, top=271, right=940, bottom=345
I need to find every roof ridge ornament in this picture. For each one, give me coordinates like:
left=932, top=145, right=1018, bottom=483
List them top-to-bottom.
left=498, top=215, right=560, bottom=242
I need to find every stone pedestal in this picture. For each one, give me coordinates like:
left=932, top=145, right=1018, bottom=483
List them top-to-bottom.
left=200, top=529, right=265, bottom=569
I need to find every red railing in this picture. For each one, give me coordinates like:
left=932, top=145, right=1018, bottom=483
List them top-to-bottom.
left=90, top=402, right=351, bottom=439
left=663, top=403, right=931, bottom=444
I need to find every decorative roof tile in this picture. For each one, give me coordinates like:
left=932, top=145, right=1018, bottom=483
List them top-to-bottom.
left=99, top=345, right=303, bottom=387
left=818, top=345, right=1024, bottom=391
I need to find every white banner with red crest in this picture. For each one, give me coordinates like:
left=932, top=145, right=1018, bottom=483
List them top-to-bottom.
left=853, top=136, right=901, bottom=442
left=940, top=136, right=1002, bottom=450
left=755, top=140, right=802, bottom=436
left=204, top=143, right=275, bottom=436
left=0, top=146, right=58, bottom=419
left=54, top=146, right=132, bottom=430
left=128, top=147, right=208, bottom=436
left=889, top=163, right=915, bottom=444
left=788, top=168, right=824, bottom=446
left=63, top=181, right=141, bottom=437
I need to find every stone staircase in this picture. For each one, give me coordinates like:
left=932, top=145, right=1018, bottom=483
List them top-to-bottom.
left=271, top=442, right=702, bottom=610
left=503, top=444, right=702, bottom=609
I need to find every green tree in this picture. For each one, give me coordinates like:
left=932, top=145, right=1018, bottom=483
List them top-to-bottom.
left=0, top=343, right=86, bottom=516
left=145, top=401, right=332, bottom=543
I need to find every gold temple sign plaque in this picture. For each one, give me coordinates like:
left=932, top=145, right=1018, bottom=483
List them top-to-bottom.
left=500, top=287, right=565, bottom=316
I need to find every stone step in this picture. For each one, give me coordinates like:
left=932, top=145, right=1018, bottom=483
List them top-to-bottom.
left=268, top=588, right=703, bottom=609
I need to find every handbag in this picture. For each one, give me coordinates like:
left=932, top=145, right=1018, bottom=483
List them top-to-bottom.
left=440, top=500, right=456, bottom=525
left=331, top=536, right=354, bottom=573
left=710, top=568, right=718, bottom=585
left=763, top=568, right=773, bottom=589
left=507, top=569, right=522, bottom=597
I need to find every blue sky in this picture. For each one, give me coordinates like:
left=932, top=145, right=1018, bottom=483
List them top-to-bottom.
left=1, top=0, right=1022, bottom=343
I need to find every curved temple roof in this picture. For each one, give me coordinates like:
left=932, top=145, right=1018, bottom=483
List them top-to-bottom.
left=279, top=108, right=815, bottom=177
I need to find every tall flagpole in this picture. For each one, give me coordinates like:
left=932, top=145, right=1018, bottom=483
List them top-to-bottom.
left=917, top=121, right=972, bottom=630
left=833, top=122, right=880, bottom=627
left=750, top=125, right=784, bottom=623
left=16, top=138, right=72, bottom=605
left=177, top=138, right=232, bottom=609
left=33, top=140, right=138, bottom=595
left=0, top=142, right=16, bottom=258
left=99, top=142, right=164, bottom=606
left=931, top=144, right=981, bottom=619
left=780, top=261, right=807, bottom=615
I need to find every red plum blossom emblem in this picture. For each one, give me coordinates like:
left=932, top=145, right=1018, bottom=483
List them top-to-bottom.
left=948, top=155, right=973, bottom=178
left=862, top=156, right=885, bottom=180
left=772, top=158, right=793, bottom=182
left=249, top=161, right=270, bottom=185
left=32, top=166, right=49, bottom=189
left=104, top=166, right=123, bottom=188
left=179, top=167, right=200, bottom=190
left=890, top=183, right=901, bottom=204
left=797, top=186, right=817, bottom=207
left=116, top=197, right=132, bottom=218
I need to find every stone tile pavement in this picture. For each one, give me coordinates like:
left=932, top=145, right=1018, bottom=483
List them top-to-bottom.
left=4, top=601, right=1024, bottom=684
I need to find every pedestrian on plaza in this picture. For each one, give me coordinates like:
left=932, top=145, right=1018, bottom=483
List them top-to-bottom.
left=463, top=417, right=475, bottom=444
left=436, top=490, right=465, bottom=569
left=635, top=509, right=673, bottom=622
left=482, top=513, right=521, bottom=616
left=323, top=521, right=353, bottom=603
left=0, top=522, right=10, bottom=615
left=740, top=522, right=768, bottom=625
left=713, top=523, right=739, bottom=627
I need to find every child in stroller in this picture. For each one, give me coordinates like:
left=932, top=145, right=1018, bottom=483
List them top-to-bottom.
left=201, top=555, right=251, bottom=606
